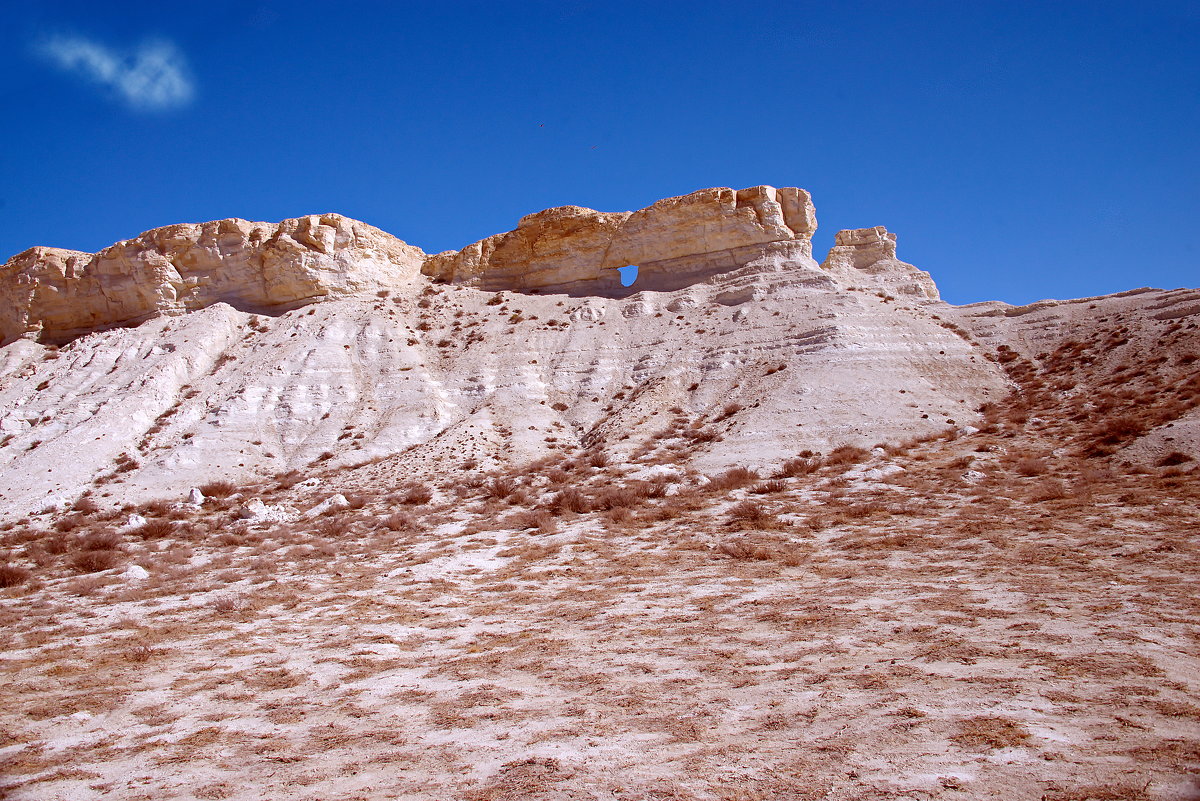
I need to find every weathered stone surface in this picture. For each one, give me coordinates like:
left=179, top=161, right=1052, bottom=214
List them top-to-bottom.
left=423, top=185, right=818, bottom=294
left=0, top=214, right=425, bottom=345
left=821, top=226, right=940, bottom=299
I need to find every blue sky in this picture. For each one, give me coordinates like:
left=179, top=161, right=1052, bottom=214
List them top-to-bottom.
left=2, top=1, right=1196, bottom=305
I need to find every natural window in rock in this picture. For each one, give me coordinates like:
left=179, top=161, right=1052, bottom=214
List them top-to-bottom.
left=618, top=265, right=639, bottom=287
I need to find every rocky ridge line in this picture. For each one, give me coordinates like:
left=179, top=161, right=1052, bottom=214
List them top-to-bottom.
left=2, top=186, right=936, bottom=345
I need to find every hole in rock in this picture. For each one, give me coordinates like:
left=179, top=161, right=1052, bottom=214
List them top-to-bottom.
left=618, top=265, right=639, bottom=287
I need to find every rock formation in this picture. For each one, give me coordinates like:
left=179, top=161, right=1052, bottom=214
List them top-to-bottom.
left=423, top=185, right=819, bottom=294
left=1, top=187, right=949, bottom=347
left=0, top=214, right=424, bottom=345
left=821, top=226, right=940, bottom=299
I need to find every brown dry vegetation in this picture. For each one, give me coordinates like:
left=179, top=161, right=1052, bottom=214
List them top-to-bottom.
left=0, top=312, right=1197, bottom=800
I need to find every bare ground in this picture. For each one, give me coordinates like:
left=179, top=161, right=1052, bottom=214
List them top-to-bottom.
left=2, top=419, right=1198, bottom=800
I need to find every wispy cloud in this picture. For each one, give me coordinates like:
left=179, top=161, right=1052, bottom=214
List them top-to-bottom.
left=38, top=35, right=194, bottom=111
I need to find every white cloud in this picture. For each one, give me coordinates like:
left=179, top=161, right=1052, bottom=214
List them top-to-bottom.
left=39, top=35, right=194, bottom=111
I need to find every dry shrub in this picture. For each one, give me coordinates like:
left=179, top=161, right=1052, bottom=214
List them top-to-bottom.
left=719, top=402, right=744, bottom=420
left=1083, top=415, right=1149, bottom=456
left=685, top=427, right=721, bottom=443
left=824, top=444, right=869, bottom=467
left=586, top=451, right=609, bottom=468
left=774, top=456, right=820, bottom=478
left=1014, top=456, right=1049, bottom=476
left=708, top=466, right=759, bottom=492
left=544, top=467, right=571, bottom=485
left=276, top=470, right=303, bottom=490
left=487, top=476, right=517, bottom=500
left=1029, top=478, right=1068, bottom=501
left=751, top=479, right=787, bottom=494
left=200, top=480, right=237, bottom=498
left=400, top=484, right=433, bottom=505
left=591, top=486, right=640, bottom=511
left=549, top=488, right=590, bottom=515
left=344, top=493, right=368, bottom=510
left=71, top=496, right=100, bottom=514
left=140, top=499, right=173, bottom=517
left=726, top=501, right=781, bottom=529
left=605, top=507, right=634, bottom=525
left=506, top=509, right=557, bottom=534
left=382, top=512, right=416, bottom=532
left=53, top=515, right=86, bottom=533
left=317, top=517, right=354, bottom=537
left=132, top=519, right=175, bottom=540
left=80, top=529, right=122, bottom=551
left=44, top=535, right=71, bottom=555
left=718, top=535, right=804, bottom=565
left=718, top=539, right=776, bottom=561
left=71, top=549, right=122, bottom=573
left=0, top=564, right=31, bottom=587
left=212, top=593, right=252, bottom=614
left=950, top=716, right=1031, bottom=750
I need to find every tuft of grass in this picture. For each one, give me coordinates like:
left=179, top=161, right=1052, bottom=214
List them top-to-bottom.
left=824, top=445, right=869, bottom=467
left=774, top=456, right=820, bottom=478
left=1014, top=456, right=1049, bottom=476
left=708, top=467, right=759, bottom=492
left=276, top=470, right=304, bottom=490
left=486, top=476, right=517, bottom=500
left=751, top=479, right=787, bottom=494
left=200, top=480, right=237, bottom=498
left=400, top=484, right=434, bottom=505
left=548, top=488, right=590, bottom=515
left=72, top=496, right=101, bottom=514
left=726, top=501, right=782, bottom=529
left=506, top=509, right=557, bottom=534
left=382, top=512, right=416, bottom=532
left=132, top=520, right=175, bottom=540
left=80, top=529, right=122, bottom=551
left=71, top=549, right=122, bottom=573
left=0, top=564, right=31, bottom=587
left=950, top=716, right=1032, bottom=750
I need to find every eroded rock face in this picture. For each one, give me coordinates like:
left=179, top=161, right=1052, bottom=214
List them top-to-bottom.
left=423, top=185, right=819, bottom=294
left=0, top=214, right=425, bottom=345
left=821, top=226, right=940, bottom=300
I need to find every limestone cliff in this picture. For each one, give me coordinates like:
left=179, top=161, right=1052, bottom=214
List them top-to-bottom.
left=423, top=185, right=819, bottom=294
left=2, top=188, right=952, bottom=346
left=0, top=214, right=425, bottom=345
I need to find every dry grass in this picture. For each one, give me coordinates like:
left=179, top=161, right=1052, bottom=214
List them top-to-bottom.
left=2, top=311, right=1198, bottom=800
left=708, top=466, right=758, bottom=491
left=199, top=480, right=238, bottom=498
left=726, top=501, right=782, bottom=530
left=0, top=563, right=31, bottom=587
left=949, top=716, right=1032, bottom=750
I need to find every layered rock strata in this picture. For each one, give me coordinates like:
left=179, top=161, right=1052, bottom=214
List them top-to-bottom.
left=423, top=185, right=819, bottom=294
left=0, top=214, right=425, bottom=345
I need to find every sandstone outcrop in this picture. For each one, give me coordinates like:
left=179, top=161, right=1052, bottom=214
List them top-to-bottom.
left=423, top=185, right=819, bottom=294
left=0, top=214, right=425, bottom=345
left=821, top=226, right=940, bottom=299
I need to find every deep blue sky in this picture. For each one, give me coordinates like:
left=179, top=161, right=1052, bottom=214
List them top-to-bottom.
left=2, top=1, right=1197, bottom=305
